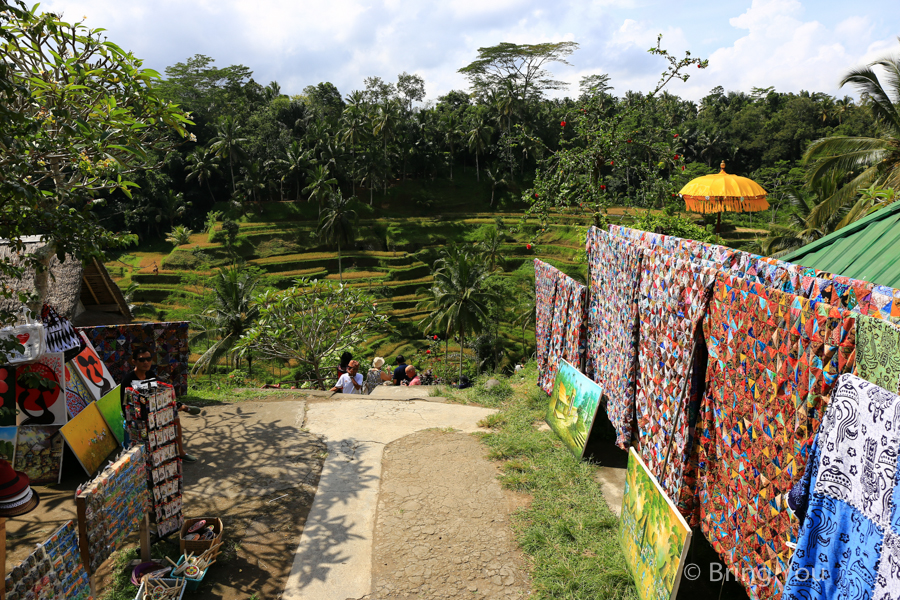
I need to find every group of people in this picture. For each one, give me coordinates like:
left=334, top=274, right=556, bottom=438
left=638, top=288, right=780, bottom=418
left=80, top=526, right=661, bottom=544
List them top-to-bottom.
left=330, top=353, right=422, bottom=395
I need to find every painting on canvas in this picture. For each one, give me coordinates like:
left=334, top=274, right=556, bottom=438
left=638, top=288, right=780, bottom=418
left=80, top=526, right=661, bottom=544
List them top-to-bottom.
left=71, top=332, right=117, bottom=401
left=16, top=352, right=67, bottom=426
left=545, top=359, right=603, bottom=459
left=65, top=361, right=91, bottom=418
left=0, top=366, right=16, bottom=426
left=96, top=385, right=125, bottom=445
left=60, top=402, right=118, bottom=477
left=14, top=425, right=63, bottom=484
left=0, top=427, right=16, bottom=462
left=619, top=448, right=692, bottom=600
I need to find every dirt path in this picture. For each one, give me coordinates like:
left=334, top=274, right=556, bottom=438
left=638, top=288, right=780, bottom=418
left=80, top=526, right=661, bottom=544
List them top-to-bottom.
left=370, top=430, right=531, bottom=599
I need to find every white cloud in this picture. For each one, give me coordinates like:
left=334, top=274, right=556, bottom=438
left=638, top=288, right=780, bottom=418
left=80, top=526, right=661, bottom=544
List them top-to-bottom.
left=30, top=0, right=900, bottom=104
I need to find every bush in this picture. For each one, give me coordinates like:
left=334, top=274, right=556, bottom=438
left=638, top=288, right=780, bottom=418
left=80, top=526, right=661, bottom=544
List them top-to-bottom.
left=632, top=211, right=714, bottom=243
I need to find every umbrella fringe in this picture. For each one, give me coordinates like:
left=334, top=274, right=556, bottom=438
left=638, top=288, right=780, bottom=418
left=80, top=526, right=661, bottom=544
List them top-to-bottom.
left=683, top=195, right=770, bottom=214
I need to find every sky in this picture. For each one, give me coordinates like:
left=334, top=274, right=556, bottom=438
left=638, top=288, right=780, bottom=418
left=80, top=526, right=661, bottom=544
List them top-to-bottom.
left=38, top=0, right=900, bottom=103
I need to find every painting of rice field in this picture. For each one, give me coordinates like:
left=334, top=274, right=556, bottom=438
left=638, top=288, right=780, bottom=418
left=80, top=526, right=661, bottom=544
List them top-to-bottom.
left=545, top=359, right=602, bottom=459
left=619, top=448, right=691, bottom=600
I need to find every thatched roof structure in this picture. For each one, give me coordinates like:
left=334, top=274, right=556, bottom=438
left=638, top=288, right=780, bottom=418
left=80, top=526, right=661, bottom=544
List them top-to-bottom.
left=0, top=238, right=131, bottom=325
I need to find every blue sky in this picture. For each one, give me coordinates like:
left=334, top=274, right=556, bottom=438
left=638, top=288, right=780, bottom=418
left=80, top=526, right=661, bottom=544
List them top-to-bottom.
left=39, top=0, right=900, bottom=103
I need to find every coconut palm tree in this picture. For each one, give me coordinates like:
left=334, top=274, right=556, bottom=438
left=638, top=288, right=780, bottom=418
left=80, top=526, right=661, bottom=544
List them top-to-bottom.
left=803, top=43, right=900, bottom=229
left=373, top=99, right=401, bottom=194
left=466, top=110, right=493, bottom=182
left=209, top=115, right=248, bottom=194
left=185, top=149, right=220, bottom=203
left=303, top=164, right=338, bottom=208
left=760, top=181, right=844, bottom=256
left=317, top=192, right=357, bottom=283
left=165, top=225, right=193, bottom=247
left=478, top=226, right=505, bottom=272
left=425, top=246, right=497, bottom=383
left=191, top=264, right=261, bottom=374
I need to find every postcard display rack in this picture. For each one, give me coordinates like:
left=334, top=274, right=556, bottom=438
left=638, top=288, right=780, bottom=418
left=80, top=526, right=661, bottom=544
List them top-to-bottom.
left=124, top=382, right=184, bottom=537
left=75, top=446, right=151, bottom=582
left=4, top=521, right=92, bottom=600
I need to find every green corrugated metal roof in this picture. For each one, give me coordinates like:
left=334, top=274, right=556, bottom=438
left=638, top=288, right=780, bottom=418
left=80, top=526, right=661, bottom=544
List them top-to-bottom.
left=780, top=201, right=900, bottom=289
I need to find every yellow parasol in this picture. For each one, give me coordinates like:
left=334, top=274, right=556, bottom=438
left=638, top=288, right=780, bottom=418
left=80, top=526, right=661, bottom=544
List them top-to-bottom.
left=679, top=161, right=769, bottom=234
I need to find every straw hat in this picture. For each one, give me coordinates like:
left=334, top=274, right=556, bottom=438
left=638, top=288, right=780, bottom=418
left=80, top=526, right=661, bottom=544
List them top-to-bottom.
left=372, top=357, right=385, bottom=369
left=0, top=460, right=40, bottom=517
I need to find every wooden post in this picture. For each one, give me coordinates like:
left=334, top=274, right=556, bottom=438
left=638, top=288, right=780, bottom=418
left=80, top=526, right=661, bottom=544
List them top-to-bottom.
left=75, top=496, right=92, bottom=577
left=139, top=514, right=151, bottom=562
left=0, top=517, right=6, bottom=600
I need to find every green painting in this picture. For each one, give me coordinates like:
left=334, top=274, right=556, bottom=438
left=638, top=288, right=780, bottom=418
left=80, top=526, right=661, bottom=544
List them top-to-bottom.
left=545, top=359, right=602, bottom=458
left=96, top=385, right=125, bottom=445
left=619, top=448, right=691, bottom=600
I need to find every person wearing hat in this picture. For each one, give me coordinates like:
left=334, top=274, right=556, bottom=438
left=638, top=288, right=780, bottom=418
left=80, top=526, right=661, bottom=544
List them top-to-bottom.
left=364, top=357, right=392, bottom=394
left=0, top=460, right=40, bottom=517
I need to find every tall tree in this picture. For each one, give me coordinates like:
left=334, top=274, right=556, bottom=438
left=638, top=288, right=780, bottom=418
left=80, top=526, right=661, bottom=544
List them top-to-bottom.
left=0, top=2, right=191, bottom=320
left=458, top=41, right=579, bottom=100
left=803, top=42, right=900, bottom=229
left=397, top=72, right=426, bottom=113
left=209, top=115, right=248, bottom=194
left=186, top=149, right=220, bottom=203
left=317, top=193, right=358, bottom=282
left=426, top=246, right=496, bottom=383
left=191, top=264, right=261, bottom=373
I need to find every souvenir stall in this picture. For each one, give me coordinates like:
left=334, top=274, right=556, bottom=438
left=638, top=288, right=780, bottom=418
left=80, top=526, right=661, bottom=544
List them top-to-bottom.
left=539, top=222, right=900, bottom=599
left=0, top=307, right=198, bottom=597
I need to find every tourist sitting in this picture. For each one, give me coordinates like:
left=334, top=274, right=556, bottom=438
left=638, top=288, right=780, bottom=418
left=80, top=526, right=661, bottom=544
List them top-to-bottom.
left=392, top=355, right=410, bottom=386
left=365, top=357, right=392, bottom=394
left=331, top=360, right=363, bottom=394
left=404, top=365, right=422, bottom=386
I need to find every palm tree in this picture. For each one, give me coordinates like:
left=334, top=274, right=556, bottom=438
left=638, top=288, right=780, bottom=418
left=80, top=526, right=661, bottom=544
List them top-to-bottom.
left=803, top=43, right=900, bottom=229
left=373, top=100, right=401, bottom=194
left=440, top=109, right=463, bottom=180
left=466, top=111, right=493, bottom=182
left=209, top=115, right=248, bottom=194
left=272, top=140, right=311, bottom=201
left=185, top=149, right=220, bottom=203
left=238, top=161, right=267, bottom=205
left=303, top=164, right=338, bottom=208
left=484, top=167, right=508, bottom=207
left=760, top=182, right=844, bottom=256
left=317, top=192, right=357, bottom=283
left=166, top=225, right=193, bottom=247
left=478, top=226, right=505, bottom=272
left=425, top=246, right=497, bottom=383
left=191, top=264, right=261, bottom=374
left=512, top=290, right=536, bottom=359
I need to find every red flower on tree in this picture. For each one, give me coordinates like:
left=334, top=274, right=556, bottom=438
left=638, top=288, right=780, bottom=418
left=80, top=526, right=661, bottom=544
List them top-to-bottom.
left=560, top=121, right=566, bottom=127
left=674, top=133, right=679, bottom=138
left=674, top=154, right=680, bottom=160
left=609, top=160, right=614, bottom=166
left=600, top=185, right=606, bottom=190
left=526, top=243, right=532, bottom=250
left=433, top=335, right=438, bottom=340
left=426, top=350, right=431, bottom=354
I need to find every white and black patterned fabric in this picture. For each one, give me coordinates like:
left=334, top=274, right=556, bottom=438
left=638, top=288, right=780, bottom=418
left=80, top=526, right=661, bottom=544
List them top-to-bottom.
left=784, top=373, right=900, bottom=600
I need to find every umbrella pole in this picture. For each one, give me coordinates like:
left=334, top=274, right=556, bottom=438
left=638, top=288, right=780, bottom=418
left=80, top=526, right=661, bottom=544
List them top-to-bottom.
left=716, top=211, right=721, bottom=236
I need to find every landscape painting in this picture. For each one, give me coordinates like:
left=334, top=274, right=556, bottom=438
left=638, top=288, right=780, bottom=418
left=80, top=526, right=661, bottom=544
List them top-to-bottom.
left=545, top=359, right=603, bottom=459
left=96, top=385, right=125, bottom=445
left=61, top=402, right=118, bottom=476
left=14, top=425, right=63, bottom=484
left=0, top=426, right=16, bottom=462
left=619, top=448, right=691, bottom=600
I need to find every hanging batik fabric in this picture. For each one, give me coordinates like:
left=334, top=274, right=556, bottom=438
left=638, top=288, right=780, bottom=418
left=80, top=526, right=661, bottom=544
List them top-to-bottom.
left=585, top=228, right=643, bottom=447
left=634, top=248, right=717, bottom=514
left=534, top=260, right=558, bottom=391
left=698, top=274, right=857, bottom=600
left=562, top=277, right=587, bottom=374
left=855, top=315, right=900, bottom=394
left=783, top=374, right=900, bottom=600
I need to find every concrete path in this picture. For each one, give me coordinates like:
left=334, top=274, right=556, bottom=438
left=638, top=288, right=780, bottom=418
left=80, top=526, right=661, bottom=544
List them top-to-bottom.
left=366, top=385, right=440, bottom=400
left=282, top=398, right=497, bottom=600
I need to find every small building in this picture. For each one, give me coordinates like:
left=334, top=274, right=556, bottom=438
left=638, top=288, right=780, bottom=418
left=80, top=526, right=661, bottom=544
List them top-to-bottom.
left=780, top=201, right=900, bottom=289
left=0, top=237, right=131, bottom=326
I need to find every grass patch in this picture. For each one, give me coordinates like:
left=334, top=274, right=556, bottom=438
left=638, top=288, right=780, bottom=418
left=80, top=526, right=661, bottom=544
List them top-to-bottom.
left=442, top=363, right=637, bottom=600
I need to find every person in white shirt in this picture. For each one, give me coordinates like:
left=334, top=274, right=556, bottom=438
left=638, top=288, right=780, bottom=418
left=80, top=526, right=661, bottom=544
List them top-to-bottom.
left=330, top=360, right=363, bottom=394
